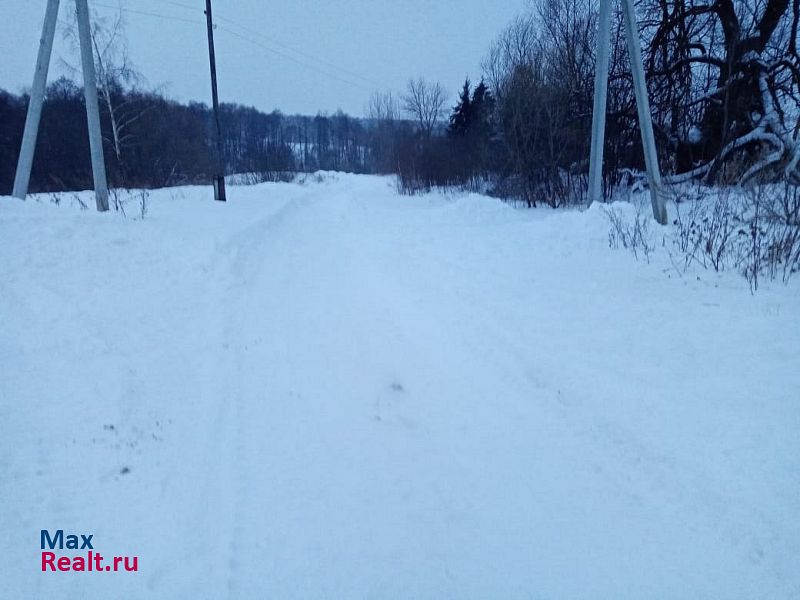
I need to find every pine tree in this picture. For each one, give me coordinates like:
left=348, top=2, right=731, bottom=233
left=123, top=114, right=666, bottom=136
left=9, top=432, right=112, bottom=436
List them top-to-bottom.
left=447, top=78, right=471, bottom=137
left=468, top=80, right=494, bottom=140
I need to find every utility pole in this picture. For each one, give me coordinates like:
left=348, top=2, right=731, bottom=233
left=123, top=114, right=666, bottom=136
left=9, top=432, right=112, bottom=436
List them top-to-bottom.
left=13, top=0, right=109, bottom=212
left=13, top=0, right=60, bottom=201
left=76, top=0, right=109, bottom=211
left=205, top=0, right=226, bottom=201
left=587, top=0, right=612, bottom=211
left=588, top=0, right=667, bottom=225
left=621, top=0, right=666, bottom=225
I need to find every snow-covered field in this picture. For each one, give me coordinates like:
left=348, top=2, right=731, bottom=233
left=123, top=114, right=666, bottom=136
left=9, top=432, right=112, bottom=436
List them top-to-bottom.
left=1, top=173, right=798, bottom=599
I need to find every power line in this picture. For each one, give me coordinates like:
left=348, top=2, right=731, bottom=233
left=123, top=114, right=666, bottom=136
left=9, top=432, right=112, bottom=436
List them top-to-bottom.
left=132, top=0, right=391, bottom=90
left=152, top=0, right=198, bottom=12
left=89, top=1, right=387, bottom=96
left=91, top=2, right=205, bottom=26
left=213, top=15, right=388, bottom=90
left=216, top=25, right=374, bottom=93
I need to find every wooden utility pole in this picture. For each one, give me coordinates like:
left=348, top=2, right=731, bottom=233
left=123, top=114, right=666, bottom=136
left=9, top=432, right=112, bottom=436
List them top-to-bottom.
left=13, top=0, right=109, bottom=212
left=205, top=0, right=226, bottom=201
left=588, top=0, right=667, bottom=225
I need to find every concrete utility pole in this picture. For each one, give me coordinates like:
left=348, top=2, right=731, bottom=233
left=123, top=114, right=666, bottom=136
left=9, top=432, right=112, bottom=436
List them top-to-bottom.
left=12, top=0, right=60, bottom=200
left=13, top=0, right=109, bottom=212
left=76, top=0, right=109, bottom=212
left=205, top=0, right=226, bottom=201
left=587, top=0, right=612, bottom=210
left=588, top=0, right=667, bottom=225
left=621, top=0, right=666, bottom=225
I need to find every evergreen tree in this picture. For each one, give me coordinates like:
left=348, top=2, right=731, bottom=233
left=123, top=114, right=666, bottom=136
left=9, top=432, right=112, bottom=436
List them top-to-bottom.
left=447, top=78, right=471, bottom=137
left=467, top=80, right=493, bottom=140
left=469, top=81, right=490, bottom=123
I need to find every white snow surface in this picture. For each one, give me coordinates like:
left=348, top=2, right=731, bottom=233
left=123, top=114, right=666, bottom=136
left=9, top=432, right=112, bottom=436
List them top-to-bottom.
left=1, top=173, right=799, bottom=599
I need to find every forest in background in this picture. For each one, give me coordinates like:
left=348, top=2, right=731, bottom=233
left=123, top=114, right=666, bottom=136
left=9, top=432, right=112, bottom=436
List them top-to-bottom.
left=1, top=0, right=799, bottom=205
left=0, top=82, right=386, bottom=193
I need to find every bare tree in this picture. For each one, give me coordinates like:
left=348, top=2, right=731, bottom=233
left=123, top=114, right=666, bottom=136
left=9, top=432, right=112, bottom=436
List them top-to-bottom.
left=484, top=0, right=597, bottom=205
left=485, top=0, right=800, bottom=199
left=639, top=0, right=799, bottom=184
left=62, top=8, right=146, bottom=177
left=89, top=13, right=141, bottom=164
left=482, top=13, right=538, bottom=95
left=401, top=78, right=447, bottom=137
left=365, top=90, right=399, bottom=173
left=367, top=90, right=398, bottom=123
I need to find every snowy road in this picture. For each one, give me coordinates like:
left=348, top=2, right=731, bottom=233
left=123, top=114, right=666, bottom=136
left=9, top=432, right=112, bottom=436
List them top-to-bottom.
left=2, top=174, right=799, bottom=598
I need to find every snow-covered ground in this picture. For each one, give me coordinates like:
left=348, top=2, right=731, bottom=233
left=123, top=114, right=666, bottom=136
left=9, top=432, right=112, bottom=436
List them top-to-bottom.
left=1, top=173, right=798, bottom=599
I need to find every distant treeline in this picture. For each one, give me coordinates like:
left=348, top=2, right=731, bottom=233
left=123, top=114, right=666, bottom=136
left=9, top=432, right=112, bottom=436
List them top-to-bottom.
left=0, top=77, right=403, bottom=194
left=0, top=77, right=492, bottom=196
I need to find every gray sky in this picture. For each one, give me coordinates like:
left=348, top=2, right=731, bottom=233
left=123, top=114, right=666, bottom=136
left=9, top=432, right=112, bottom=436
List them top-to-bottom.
left=3, top=0, right=525, bottom=116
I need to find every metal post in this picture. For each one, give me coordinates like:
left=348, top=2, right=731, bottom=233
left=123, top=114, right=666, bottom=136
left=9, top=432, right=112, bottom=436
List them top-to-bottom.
left=12, top=0, right=60, bottom=199
left=76, top=0, right=109, bottom=212
left=205, top=0, right=226, bottom=201
left=587, top=0, right=612, bottom=206
left=621, top=0, right=667, bottom=224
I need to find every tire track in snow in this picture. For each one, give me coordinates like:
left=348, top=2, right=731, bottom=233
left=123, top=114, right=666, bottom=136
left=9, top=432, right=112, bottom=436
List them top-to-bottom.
left=210, top=190, right=469, bottom=596
left=137, top=195, right=307, bottom=597
left=205, top=197, right=312, bottom=598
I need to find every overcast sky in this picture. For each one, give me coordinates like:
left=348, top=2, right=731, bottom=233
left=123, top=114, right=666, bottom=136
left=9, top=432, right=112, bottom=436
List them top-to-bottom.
left=3, top=0, right=525, bottom=116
